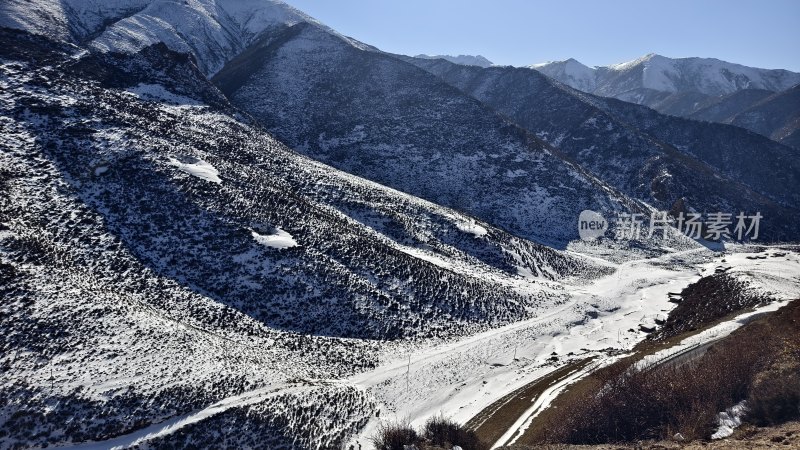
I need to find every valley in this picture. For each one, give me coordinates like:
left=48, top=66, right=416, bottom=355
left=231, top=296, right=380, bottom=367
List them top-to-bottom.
left=0, top=1, right=798, bottom=449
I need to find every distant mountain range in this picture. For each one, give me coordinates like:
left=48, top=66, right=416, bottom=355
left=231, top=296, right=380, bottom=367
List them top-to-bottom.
left=531, top=54, right=800, bottom=147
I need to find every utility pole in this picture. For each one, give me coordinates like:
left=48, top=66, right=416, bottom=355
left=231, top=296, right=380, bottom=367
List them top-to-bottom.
left=406, top=355, right=411, bottom=392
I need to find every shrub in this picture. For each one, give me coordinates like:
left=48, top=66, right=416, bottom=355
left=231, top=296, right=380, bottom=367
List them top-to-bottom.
left=533, top=300, right=800, bottom=445
left=540, top=321, right=772, bottom=443
left=746, top=366, right=800, bottom=426
left=422, top=415, right=488, bottom=450
left=371, top=417, right=488, bottom=450
left=371, top=421, right=420, bottom=450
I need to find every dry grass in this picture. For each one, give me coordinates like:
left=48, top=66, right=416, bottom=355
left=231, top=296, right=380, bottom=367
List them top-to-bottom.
left=525, top=299, right=800, bottom=445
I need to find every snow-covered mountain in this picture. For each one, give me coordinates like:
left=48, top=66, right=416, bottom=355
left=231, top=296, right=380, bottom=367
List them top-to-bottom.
left=1, top=0, right=650, bottom=246
left=2, top=1, right=799, bottom=448
left=212, top=20, right=648, bottom=246
left=0, top=27, right=624, bottom=448
left=533, top=53, right=800, bottom=98
left=414, top=54, right=493, bottom=67
left=531, top=54, right=800, bottom=129
left=599, top=54, right=799, bottom=96
left=406, top=56, right=800, bottom=240
left=530, top=58, right=596, bottom=92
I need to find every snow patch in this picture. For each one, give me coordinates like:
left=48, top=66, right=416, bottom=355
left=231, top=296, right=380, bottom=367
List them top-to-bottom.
left=126, top=83, right=202, bottom=106
left=168, top=157, right=221, bottom=184
left=504, top=168, right=528, bottom=178
left=456, top=220, right=488, bottom=238
left=252, top=228, right=298, bottom=249
left=394, top=245, right=452, bottom=269
left=712, top=400, right=747, bottom=439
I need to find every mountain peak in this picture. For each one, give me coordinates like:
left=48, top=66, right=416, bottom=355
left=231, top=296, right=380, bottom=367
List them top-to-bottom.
left=608, top=53, right=668, bottom=71
left=414, top=54, right=493, bottom=67
left=528, top=58, right=597, bottom=91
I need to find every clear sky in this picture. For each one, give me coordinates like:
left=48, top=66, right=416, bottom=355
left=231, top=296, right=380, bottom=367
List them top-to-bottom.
left=285, top=0, right=800, bottom=71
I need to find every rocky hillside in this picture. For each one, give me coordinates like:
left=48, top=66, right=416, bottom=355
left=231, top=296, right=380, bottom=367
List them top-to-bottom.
left=406, top=57, right=800, bottom=241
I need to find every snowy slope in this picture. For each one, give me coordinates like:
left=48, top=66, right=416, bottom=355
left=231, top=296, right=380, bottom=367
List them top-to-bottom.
left=0, top=0, right=327, bottom=76
left=0, top=0, right=151, bottom=42
left=89, top=0, right=318, bottom=75
left=212, top=20, right=648, bottom=246
left=0, top=28, right=624, bottom=448
left=530, top=58, right=596, bottom=92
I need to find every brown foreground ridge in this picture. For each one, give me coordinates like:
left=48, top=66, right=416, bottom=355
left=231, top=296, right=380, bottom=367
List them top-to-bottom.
left=464, top=265, right=799, bottom=449
left=507, top=420, right=800, bottom=449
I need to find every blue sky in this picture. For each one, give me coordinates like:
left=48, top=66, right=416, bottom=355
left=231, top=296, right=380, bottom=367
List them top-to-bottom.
left=286, top=0, right=800, bottom=71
